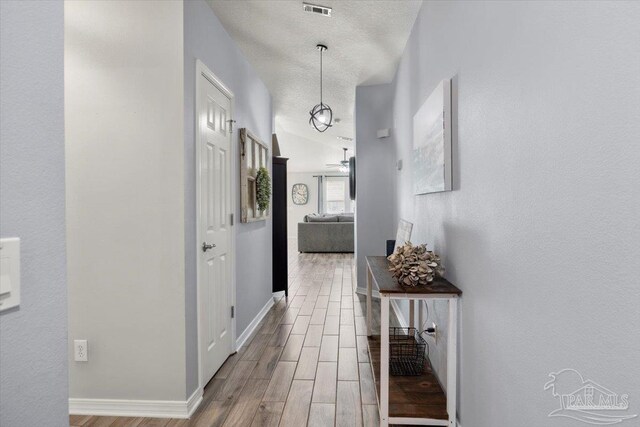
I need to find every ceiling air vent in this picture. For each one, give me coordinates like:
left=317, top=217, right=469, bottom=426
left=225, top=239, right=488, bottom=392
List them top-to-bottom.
left=303, top=3, right=332, bottom=17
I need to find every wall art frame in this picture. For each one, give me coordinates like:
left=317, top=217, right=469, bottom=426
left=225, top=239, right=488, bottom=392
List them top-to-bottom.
left=239, top=128, right=270, bottom=222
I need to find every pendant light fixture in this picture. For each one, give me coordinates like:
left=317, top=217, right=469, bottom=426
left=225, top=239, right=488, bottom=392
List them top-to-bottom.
left=309, top=44, right=333, bottom=132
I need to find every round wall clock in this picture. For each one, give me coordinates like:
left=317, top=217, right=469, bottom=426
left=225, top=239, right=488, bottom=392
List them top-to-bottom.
left=292, top=183, right=309, bottom=205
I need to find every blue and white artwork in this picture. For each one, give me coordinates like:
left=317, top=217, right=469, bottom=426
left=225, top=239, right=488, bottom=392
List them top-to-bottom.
left=413, top=79, right=452, bottom=195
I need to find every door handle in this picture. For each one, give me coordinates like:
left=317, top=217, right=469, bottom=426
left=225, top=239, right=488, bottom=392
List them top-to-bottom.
left=202, top=242, right=216, bottom=252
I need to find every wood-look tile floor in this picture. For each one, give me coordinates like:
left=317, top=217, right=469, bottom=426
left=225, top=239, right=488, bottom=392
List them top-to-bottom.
left=71, top=250, right=399, bottom=427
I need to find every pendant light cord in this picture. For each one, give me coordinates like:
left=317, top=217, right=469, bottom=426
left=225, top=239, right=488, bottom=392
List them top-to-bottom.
left=320, top=48, right=323, bottom=105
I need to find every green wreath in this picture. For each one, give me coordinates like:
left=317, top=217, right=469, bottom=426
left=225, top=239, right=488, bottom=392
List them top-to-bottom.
left=256, top=167, right=271, bottom=212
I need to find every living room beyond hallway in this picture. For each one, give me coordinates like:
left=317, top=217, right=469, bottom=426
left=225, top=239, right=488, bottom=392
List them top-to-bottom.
left=289, top=172, right=355, bottom=254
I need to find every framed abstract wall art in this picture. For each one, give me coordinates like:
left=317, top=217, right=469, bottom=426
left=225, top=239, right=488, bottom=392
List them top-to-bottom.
left=413, top=79, right=452, bottom=195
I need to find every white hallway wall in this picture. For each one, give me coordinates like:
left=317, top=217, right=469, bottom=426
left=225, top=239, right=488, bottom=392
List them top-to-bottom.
left=66, top=0, right=187, bottom=401
left=66, top=0, right=275, bottom=404
left=0, top=1, right=68, bottom=425
left=357, top=1, right=640, bottom=426
left=354, top=84, right=398, bottom=295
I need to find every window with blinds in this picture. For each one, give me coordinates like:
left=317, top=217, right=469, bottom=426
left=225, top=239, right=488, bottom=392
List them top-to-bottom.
left=322, top=176, right=353, bottom=214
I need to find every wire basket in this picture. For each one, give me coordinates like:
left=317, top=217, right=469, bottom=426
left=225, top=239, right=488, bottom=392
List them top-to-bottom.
left=389, top=327, right=426, bottom=376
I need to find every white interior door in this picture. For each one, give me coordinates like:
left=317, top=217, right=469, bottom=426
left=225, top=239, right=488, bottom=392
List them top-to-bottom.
left=198, top=67, right=233, bottom=386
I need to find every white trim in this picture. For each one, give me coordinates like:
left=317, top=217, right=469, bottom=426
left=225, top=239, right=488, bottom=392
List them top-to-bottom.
left=195, top=59, right=237, bottom=391
left=366, top=270, right=373, bottom=336
left=356, top=286, right=380, bottom=299
left=357, top=286, right=407, bottom=328
left=272, top=290, right=286, bottom=299
left=380, top=295, right=390, bottom=426
left=235, top=297, right=274, bottom=349
left=447, top=297, right=458, bottom=427
left=390, top=299, right=408, bottom=328
left=186, top=387, right=204, bottom=418
left=69, top=388, right=203, bottom=419
left=389, top=417, right=448, bottom=425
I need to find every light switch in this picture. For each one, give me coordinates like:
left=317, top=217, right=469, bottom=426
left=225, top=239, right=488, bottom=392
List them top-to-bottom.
left=0, top=238, right=20, bottom=312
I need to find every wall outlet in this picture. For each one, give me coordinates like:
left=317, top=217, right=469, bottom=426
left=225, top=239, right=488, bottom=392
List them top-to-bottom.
left=425, top=322, right=438, bottom=344
left=74, top=339, right=88, bottom=362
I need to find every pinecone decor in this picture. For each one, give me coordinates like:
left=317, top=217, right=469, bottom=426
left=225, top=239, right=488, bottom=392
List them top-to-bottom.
left=387, top=242, right=444, bottom=287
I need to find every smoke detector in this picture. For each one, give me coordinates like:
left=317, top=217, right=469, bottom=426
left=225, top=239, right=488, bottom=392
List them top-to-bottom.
left=303, top=3, right=332, bottom=17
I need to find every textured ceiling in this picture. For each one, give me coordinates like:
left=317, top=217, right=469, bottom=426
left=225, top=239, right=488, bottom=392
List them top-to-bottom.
left=207, top=0, right=422, bottom=171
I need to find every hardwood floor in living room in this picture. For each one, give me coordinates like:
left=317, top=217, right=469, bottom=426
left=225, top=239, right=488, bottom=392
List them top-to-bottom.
left=70, top=249, right=398, bottom=427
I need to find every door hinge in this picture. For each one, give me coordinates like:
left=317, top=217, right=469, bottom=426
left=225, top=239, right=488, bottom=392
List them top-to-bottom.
left=227, top=119, right=236, bottom=133
left=230, top=213, right=234, bottom=226
left=231, top=306, right=235, bottom=318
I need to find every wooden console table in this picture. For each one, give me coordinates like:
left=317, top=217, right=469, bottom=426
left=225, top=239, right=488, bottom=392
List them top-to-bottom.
left=366, top=256, right=462, bottom=427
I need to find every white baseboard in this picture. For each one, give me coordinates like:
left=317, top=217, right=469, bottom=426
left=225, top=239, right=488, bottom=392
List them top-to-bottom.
left=355, top=287, right=380, bottom=299
left=355, top=287, right=408, bottom=328
left=272, top=290, right=286, bottom=299
left=235, top=296, right=274, bottom=349
left=390, top=299, right=408, bottom=328
left=69, top=387, right=203, bottom=419
left=186, top=387, right=203, bottom=418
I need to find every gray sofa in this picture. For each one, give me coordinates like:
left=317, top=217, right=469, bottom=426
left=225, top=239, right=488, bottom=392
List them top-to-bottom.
left=298, top=213, right=354, bottom=253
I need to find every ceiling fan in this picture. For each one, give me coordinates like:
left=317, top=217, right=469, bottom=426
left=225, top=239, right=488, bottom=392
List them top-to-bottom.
left=326, top=148, right=350, bottom=172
